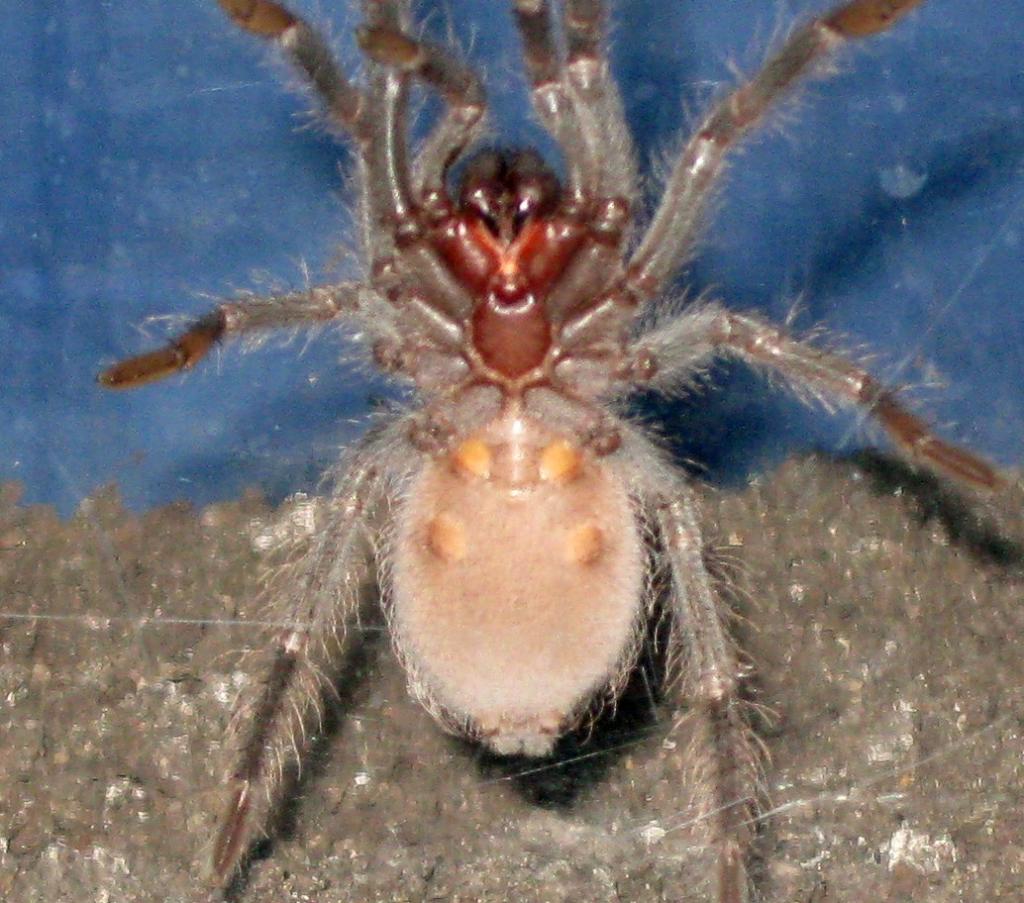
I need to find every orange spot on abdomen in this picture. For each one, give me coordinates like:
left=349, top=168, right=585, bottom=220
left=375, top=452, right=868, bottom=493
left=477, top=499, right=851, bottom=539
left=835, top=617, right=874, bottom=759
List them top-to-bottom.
left=452, top=437, right=493, bottom=479
left=539, top=439, right=584, bottom=483
left=425, top=512, right=468, bottom=563
left=565, top=522, right=604, bottom=565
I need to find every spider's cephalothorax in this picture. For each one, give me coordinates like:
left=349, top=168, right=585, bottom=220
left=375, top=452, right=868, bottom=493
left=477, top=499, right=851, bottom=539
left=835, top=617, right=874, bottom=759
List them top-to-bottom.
left=100, top=1, right=1002, bottom=901
left=442, top=148, right=574, bottom=382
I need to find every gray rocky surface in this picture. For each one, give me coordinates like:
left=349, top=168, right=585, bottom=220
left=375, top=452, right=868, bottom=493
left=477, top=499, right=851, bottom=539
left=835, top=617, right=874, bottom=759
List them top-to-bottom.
left=1, top=455, right=1022, bottom=902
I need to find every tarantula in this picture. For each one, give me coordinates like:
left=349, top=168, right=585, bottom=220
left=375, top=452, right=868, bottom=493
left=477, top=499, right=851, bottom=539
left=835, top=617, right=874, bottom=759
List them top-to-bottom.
left=100, top=0, right=1000, bottom=900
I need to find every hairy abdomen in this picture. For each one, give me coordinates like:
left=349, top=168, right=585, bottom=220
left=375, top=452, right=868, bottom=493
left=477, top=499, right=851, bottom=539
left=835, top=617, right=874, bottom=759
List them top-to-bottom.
left=391, top=414, right=644, bottom=756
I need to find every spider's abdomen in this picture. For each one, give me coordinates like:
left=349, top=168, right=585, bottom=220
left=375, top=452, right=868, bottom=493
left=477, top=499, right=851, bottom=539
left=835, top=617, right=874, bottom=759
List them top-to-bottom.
left=391, top=413, right=645, bottom=756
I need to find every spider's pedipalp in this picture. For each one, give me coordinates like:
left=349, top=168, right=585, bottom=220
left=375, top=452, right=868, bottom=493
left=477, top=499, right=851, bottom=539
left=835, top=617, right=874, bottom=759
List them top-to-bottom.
left=211, top=0, right=421, bottom=274
left=511, top=0, right=636, bottom=208
left=512, top=0, right=589, bottom=202
left=561, top=0, right=637, bottom=204
left=347, top=1, right=421, bottom=269
left=359, top=66, right=415, bottom=233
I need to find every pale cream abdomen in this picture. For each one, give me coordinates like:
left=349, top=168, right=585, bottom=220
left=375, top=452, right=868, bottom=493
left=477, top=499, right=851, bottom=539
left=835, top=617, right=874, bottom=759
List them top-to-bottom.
left=391, top=415, right=645, bottom=756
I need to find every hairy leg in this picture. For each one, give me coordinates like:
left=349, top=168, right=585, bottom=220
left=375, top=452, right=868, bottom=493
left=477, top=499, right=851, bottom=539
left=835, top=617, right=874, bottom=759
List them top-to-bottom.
left=217, top=0, right=363, bottom=130
left=353, top=0, right=417, bottom=248
left=499, top=0, right=635, bottom=323
left=511, top=0, right=635, bottom=206
left=512, top=0, right=589, bottom=201
left=560, top=0, right=636, bottom=203
left=626, top=0, right=926, bottom=301
left=215, top=1, right=417, bottom=240
left=101, top=4, right=474, bottom=390
left=356, top=22, right=488, bottom=201
left=98, top=285, right=363, bottom=388
left=629, top=303, right=1002, bottom=489
left=209, top=429, right=407, bottom=886
left=656, top=486, right=760, bottom=903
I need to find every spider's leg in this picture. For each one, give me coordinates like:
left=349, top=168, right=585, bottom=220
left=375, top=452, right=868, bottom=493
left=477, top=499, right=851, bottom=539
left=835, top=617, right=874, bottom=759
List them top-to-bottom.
left=217, top=0, right=363, bottom=131
left=221, top=0, right=470, bottom=325
left=498, top=0, right=635, bottom=323
left=512, top=0, right=589, bottom=202
left=512, top=0, right=634, bottom=205
left=559, top=0, right=637, bottom=203
left=626, top=0, right=925, bottom=301
left=214, top=1, right=416, bottom=262
left=355, top=1, right=417, bottom=258
left=346, top=3, right=496, bottom=326
left=357, top=24, right=488, bottom=200
left=98, top=285, right=362, bottom=388
left=630, top=305, right=1002, bottom=490
left=712, top=310, right=1001, bottom=489
left=209, top=436, right=399, bottom=887
left=656, top=488, right=760, bottom=903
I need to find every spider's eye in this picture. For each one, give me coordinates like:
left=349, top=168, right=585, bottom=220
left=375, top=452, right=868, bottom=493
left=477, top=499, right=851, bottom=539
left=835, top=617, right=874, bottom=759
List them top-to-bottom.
left=457, top=149, right=561, bottom=239
left=512, top=186, right=541, bottom=234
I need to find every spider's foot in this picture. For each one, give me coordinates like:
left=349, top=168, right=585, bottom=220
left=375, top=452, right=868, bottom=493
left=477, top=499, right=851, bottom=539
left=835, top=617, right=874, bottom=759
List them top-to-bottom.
left=217, top=0, right=297, bottom=38
left=825, top=0, right=925, bottom=38
left=98, top=314, right=223, bottom=388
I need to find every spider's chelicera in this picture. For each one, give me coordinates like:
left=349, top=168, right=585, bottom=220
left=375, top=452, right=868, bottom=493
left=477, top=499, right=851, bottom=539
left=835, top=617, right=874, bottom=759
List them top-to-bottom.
left=100, top=1, right=1001, bottom=900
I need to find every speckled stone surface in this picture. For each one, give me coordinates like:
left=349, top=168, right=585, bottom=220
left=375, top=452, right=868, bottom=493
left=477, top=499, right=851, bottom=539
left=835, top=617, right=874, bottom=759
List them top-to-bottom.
left=1, top=456, right=1022, bottom=902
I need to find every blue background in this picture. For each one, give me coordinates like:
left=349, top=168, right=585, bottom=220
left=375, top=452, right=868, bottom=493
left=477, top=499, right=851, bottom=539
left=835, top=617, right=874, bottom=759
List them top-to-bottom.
left=4, top=0, right=1022, bottom=516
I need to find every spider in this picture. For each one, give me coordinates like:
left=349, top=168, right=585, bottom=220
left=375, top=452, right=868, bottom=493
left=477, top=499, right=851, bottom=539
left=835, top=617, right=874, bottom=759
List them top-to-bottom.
left=99, top=0, right=1002, bottom=900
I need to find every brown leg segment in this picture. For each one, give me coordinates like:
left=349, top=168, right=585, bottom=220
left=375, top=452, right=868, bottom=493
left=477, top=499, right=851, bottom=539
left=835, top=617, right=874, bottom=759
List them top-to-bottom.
left=217, top=0, right=364, bottom=130
left=356, top=24, right=487, bottom=199
left=98, top=285, right=360, bottom=389
left=630, top=305, right=1002, bottom=491
left=713, top=311, right=1002, bottom=490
